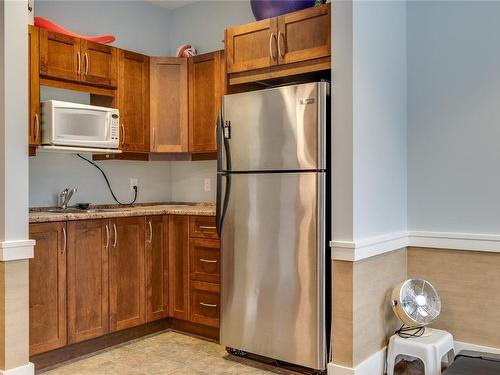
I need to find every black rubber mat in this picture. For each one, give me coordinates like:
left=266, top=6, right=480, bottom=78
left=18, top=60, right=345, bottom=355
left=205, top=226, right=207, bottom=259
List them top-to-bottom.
left=445, top=351, right=500, bottom=375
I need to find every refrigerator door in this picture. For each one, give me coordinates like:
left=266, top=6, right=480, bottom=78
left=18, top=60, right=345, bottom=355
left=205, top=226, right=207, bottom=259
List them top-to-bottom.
left=220, top=82, right=328, bottom=172
left=220, top=172, right=326, bottom=370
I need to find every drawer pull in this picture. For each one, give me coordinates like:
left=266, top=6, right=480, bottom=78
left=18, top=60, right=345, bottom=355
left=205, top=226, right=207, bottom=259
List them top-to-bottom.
left=199, top=226, right=216, bottom=230
left=200, top=258, right=217, bottom=264
left=200, top=302, right=217, bottom=308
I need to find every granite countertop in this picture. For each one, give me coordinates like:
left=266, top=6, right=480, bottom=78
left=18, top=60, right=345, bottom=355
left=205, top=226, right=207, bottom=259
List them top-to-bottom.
left=29, top=202, right=216, bottom=223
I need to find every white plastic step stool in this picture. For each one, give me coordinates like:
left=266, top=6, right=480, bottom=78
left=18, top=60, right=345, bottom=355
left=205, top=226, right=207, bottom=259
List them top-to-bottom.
left=386, top=329, right=455, bottom=375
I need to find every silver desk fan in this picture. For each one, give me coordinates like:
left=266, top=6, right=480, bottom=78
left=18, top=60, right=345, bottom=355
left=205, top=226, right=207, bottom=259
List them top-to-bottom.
left=391, top=278, right=442, bottom=337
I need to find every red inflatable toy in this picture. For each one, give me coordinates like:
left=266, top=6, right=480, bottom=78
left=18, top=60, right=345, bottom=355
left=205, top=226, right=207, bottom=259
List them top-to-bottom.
left=34, top=17, right=116, bottom=44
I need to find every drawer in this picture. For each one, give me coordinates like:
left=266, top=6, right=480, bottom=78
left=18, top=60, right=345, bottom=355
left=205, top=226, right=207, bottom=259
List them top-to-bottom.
left=189, top=216, right=218, bottom=239
left=189, top=239, right=220, bottom=283
left=189, top=281, right=220, bottom=328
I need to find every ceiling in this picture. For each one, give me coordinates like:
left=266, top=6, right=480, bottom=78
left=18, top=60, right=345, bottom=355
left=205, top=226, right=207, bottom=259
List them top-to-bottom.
left=149, top=0, right=201, bottom=10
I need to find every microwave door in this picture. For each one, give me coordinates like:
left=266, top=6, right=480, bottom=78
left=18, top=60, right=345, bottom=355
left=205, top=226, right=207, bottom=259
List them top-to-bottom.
left=52, top=108, right=113, bottom=148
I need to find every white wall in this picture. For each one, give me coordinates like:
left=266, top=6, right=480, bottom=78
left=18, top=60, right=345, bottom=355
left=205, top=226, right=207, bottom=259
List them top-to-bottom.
left=352, top=1, right=407, bottom=240
left=408, top=1, right=500, bottom=234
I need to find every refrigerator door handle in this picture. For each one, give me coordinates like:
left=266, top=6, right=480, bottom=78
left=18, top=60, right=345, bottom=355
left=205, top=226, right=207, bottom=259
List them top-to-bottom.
left=216, top=108, right=223, bottom=172
left=216, top=173, right=231, bottom=238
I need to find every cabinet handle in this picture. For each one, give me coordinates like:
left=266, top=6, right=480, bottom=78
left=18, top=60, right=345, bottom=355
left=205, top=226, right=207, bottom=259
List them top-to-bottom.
left=278, top=31, right=286, bottom=58
left=269, top=33, right=277, bottom=61
left=76, top=51, right=81, bottom=74
left=84, top=53, right=89, bottom=75
left=34, top=113, right=39, bottom=143
left=121, top=124, right=125, bottom=146
left=152, top=127, right=156, bottom=149
left=148, top=220, right=153, bottom=243
left=113, top=223, right=117, bottom=248
left=105, top=224, right=109, bottom=249
left=199, top=226, right=216, bottom=230
left=62, top=227, right=66, bottom=254
left=199, top=258, right=217, bottom=264
left=200, top=302, right=217, bottom=308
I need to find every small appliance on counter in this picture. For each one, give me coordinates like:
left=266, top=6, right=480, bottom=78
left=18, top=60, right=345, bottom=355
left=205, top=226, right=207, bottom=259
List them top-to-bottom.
left=39, top=100, right=122, bottom=154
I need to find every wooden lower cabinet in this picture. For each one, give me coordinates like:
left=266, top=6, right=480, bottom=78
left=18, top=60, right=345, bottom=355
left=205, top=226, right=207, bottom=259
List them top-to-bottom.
left=29, top=214, right=219, bottom=357
left=146, top=215, right=169, bottom=322
left=168, top=215, right=190, bottom=320
left=109, top=217, right=146, bottom=332
left=67, top=219, right=109, bottom=344
left=29, top=222, right=67, bottom=356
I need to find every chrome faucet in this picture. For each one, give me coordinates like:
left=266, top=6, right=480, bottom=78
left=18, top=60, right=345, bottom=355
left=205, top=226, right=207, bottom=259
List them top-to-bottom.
left=59, top=188, right=77, bottom=210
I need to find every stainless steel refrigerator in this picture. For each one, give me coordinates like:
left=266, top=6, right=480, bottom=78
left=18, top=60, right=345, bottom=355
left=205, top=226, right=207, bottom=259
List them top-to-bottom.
left=216, top=81, right=330, bottom=372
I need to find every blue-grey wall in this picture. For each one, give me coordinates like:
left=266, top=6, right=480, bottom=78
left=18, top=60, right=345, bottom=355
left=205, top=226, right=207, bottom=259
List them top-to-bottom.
left=408, top=1, right=500, bottom=234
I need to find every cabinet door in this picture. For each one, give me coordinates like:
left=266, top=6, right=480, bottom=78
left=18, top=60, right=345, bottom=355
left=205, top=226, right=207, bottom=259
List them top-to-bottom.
left=277, top=4, right=331, bottom=65
left=225, top=18, right=278, bottom=74
left=28, top=25, right=40, bottom=146
left=40, top=29, right=81, bottom=82
left=81, top=40, right=118, bottom=87
left=118, top=50, right=150, bottom=152
left=188, top=51, right=225, bottom=153
left=150, top=57, right=188, bottom=152
left=168, top=215, right=189, bottom=320
left=146, top=216, right=169, bottom=322
left=109, top=217, right=146, bottom=331
left=67, top=219, right=109, bottom=344
left=29, top=222, right=66, bottom=356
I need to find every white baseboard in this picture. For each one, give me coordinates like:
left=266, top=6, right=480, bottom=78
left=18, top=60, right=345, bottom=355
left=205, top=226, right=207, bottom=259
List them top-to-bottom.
left=331, top=230, right=500, bottom=261
left=0, top=240, right=35, bottom=261
left=327, top=340, right=500, bottom=375
left=328, top=347, right=386, bottom=375
left=0, top=363, right=34, bottom=375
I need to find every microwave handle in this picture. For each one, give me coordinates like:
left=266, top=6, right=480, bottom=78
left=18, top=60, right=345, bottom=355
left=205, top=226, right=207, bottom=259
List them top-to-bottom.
left=105, top=116, right=109, bottom=139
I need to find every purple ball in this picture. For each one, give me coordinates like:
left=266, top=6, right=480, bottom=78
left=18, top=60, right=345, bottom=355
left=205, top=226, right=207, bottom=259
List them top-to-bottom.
left=250, top=0, right=317, bottom=21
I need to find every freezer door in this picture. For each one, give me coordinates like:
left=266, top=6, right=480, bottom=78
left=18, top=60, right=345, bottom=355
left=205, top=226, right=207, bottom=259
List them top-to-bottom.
left=220, top=82, right=327, bottom=172
left=220, top=172, right=326, bottom=370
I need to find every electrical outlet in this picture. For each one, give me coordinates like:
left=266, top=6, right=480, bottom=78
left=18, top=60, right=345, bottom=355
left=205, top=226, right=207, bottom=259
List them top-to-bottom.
left=130, top=178, right=138, bottom=191
left=204, top=178, right=211, bottom=192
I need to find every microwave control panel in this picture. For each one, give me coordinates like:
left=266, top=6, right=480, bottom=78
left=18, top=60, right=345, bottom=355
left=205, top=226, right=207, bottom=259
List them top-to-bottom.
left=111, top=113, right=119, bottom=141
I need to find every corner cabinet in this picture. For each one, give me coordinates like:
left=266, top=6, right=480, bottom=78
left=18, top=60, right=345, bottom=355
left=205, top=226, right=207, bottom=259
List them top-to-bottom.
left=225, top=3, right=331, bottom=84
left=118, top=50, right=150, bottom=152
left=188, top=51, right=225, bottom=153
left=150, top=57, right=188, bottom=152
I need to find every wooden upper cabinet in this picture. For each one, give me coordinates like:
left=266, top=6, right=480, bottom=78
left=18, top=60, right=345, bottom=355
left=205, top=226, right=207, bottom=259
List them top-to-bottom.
left=277, top=3, right=331, bottom=65
left=225, top=18, right=278, bottom=74
left=28, top=25, right=40, bottom=147
left=39, top=29, right=117, bottom=88
left=40, top=29, right=81, bottom=82
left=81, top=40, right=117, bottom=87
left=118, top=50, right=150, bottom=152
left=188, top=51, right=225, bottom=153
left=150, top=57, right=188, bottom=152
left=146, top=215, right=169, bottom=322
left=169, top=215, right=190, bottom=320
left=109, top=217, right=146, bottom=332
left=67, top=219, right=109, bottom=344
left=29, top=222, right=67, bottom=356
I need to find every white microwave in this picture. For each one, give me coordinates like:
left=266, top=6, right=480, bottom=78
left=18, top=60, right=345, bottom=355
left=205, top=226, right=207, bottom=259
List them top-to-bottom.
left=41, top=100, right=120, bottom=150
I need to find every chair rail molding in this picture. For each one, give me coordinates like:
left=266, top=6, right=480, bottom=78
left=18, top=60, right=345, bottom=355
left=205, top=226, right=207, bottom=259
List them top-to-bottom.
left=331, top=231, right=500, bottom=261
left=0, top=240, right=35, bottom=261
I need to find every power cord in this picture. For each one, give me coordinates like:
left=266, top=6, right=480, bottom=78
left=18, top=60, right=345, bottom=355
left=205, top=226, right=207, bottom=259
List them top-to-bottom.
left=76, top=154, right=138, bottom=205
left=395, top=324, right=425, bottom=339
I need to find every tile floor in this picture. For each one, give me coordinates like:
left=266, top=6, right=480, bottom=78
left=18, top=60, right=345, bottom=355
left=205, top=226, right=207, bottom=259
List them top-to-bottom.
left=39, top=331, right=422, bottom=375
left=39, top=331, right=302, bottom=375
